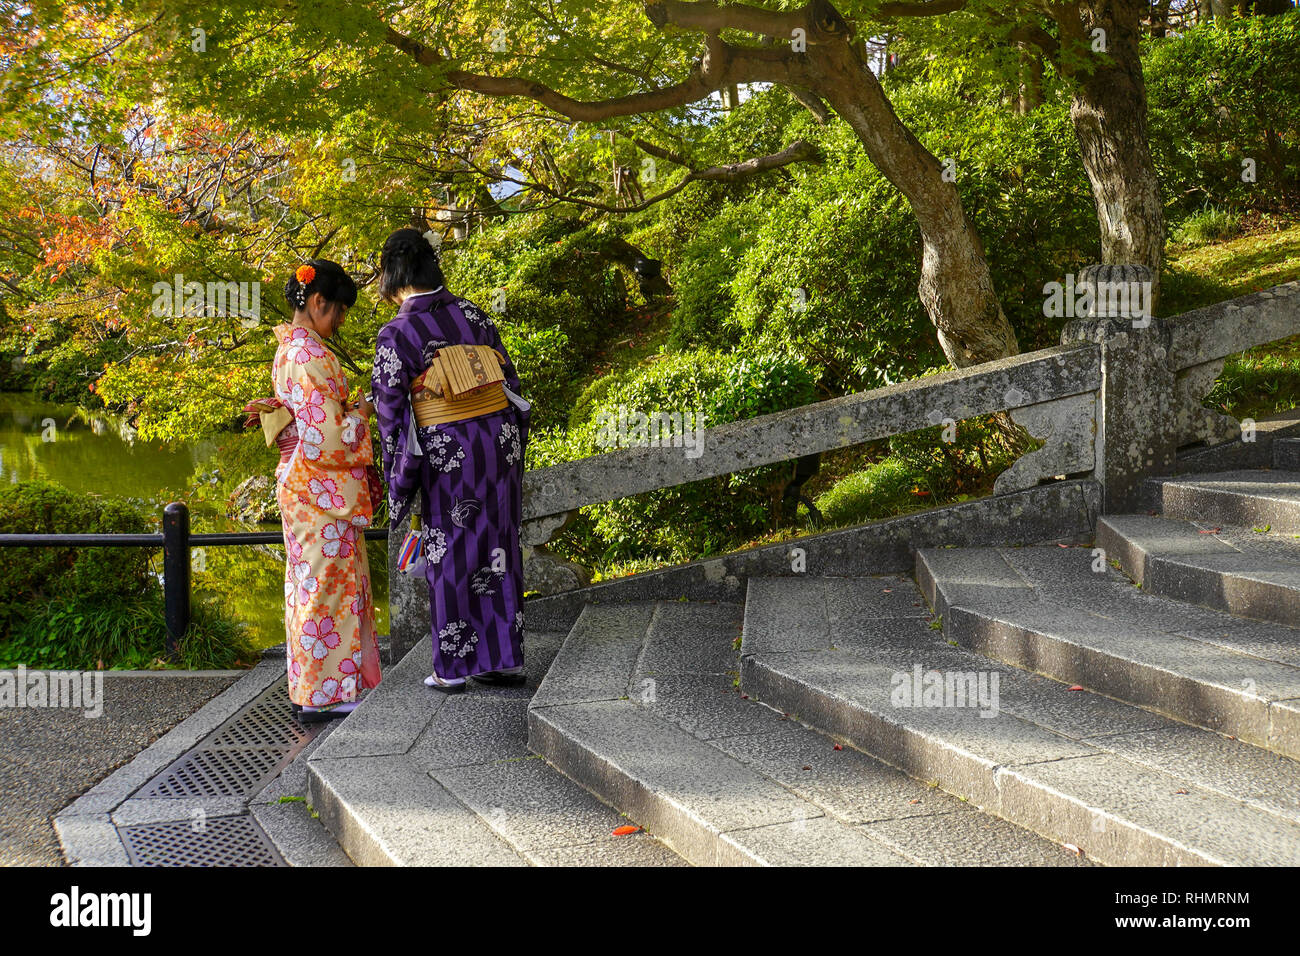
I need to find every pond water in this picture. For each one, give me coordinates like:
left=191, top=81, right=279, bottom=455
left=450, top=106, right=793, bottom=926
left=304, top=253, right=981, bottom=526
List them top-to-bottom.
left=0, top=392, right=389, bottom=648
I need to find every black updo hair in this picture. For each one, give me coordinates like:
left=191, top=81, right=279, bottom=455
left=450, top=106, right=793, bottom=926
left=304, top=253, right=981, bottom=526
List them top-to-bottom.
left=378, top=228, right=446, bottom=303
left=284, top=258, right=358, bottom=312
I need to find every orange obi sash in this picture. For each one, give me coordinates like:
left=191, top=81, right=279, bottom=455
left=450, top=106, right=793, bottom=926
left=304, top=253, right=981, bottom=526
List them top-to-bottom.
left=411, top=343, right=508, bottom=426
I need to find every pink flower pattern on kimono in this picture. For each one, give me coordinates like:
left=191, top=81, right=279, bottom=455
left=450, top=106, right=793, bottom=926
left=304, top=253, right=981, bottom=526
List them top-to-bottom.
left=287, top=326, right=327, bottom=364
left=296, top=387, right=327, bottom=426
left=299, top=425, right=324, bottom=461
left=310, top=477, right=345, bottom=510
left=321, top=519, right=356, bottom=558
left=293, top=561, right=318, bottom=604
left=350, top=576, right=371, bottom=617
left=300, top=615, right=341, bottom=660
left=339, top=650, right=363, bottom=676
left=311, top=678, right=342, bottom=706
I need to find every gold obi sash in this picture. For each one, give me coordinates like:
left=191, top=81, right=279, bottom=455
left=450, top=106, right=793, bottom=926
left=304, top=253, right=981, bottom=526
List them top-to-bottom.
left=411, top=344, right=509, bottom=426
left=244, top=399, right=295, bottom=448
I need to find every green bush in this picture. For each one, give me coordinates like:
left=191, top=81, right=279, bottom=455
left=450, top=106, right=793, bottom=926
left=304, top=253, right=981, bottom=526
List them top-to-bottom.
left=1146, top=11, right=1300, bottom=214
left=661, top=79, right=1098, bottom=388
left=665, top=194, right=755, bottom=352
left=1172, top=204, right=1244, bottom=246
left=15, top=323, right=130, bottom=405
left=535, top=349, right=819, bottom=566
left=814, top=414, right=1029, bottom=528
left=0, top=480, right=254, bottom=667
left=0, top=480, right=151, bottom=614
left=0, top=592, right=253, bottom=670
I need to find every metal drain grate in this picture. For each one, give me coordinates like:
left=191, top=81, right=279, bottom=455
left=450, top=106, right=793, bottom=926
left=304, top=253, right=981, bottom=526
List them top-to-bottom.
left=138, top=675, right=322, bottom=800
left=208, top=683, right=314, bottom=748
left=142, top=747, right=290, bottom=799
left=119, top=815, right=285, bottom=867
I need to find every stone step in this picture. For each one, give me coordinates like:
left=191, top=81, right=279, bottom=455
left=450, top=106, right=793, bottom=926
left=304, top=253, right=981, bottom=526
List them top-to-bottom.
left=1275, top=438, right=1300, bottom=471
left=1150, top=469, right=1300, bottom=534
left=1098, top=513, right=1300, bottom=629
left=915, top=545, right=1300, bottom=759
left=741, top=574, right=1300, bottom=866
left=529, top=598, right=1092, bottom=866
left=305, top=627, right=686, bottom=866
left=249, top=722, right=354, bottom=867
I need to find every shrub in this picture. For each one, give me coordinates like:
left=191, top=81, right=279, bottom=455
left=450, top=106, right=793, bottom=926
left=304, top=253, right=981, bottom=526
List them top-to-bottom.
left=1146, top=11, right=1300, bottom=214
left=1172, top=204, right=1244, bottom=246
left=537, top=349, right=820, bottom=566
left=0, top=480, right=254, bottom=667
left=0, top=480, right=151, bottom=615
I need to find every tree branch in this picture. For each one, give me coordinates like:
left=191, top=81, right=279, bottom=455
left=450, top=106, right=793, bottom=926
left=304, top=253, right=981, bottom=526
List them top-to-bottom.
left=645, top=0, right=853, bottom=42
left=874, top=0, right=969, bottom=16
left=383, top=1, right=836, bottom=123
left=456, top=138, right=822, bottom=214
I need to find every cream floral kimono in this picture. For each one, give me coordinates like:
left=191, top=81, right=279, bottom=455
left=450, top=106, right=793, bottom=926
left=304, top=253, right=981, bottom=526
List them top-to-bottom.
left=272, top=323, right=382, bottom=706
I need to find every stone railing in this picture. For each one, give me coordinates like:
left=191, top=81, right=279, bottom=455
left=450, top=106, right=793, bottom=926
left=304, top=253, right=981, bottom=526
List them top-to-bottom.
left=386, top=268, right=1300, bottom=659
left=519, top=342, right=1101, bottom=591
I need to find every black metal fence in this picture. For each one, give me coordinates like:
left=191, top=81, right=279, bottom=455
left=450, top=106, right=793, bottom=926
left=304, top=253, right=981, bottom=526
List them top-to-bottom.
left=0, top=502, right=388, bottom=656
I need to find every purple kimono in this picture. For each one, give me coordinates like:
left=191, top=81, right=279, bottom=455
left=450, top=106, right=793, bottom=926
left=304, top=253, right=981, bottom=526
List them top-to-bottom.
left=371, top=287, right=530, bottom=679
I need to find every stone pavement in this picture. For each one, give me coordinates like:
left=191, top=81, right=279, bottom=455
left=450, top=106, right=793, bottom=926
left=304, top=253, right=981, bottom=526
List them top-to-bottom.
left=53, top=655, right=354, bottom=866
left=1, top=671, right=240, bottom=865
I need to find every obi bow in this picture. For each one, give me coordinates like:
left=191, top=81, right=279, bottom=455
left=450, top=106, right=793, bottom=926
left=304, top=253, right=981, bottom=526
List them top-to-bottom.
left=242, top=398, right=293, bottom=447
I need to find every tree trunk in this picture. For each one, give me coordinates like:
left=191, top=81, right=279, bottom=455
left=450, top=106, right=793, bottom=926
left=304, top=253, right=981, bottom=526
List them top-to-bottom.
left=1065, top=0, right=1166, bottom=308
left=1150, top=0, right=1172, bottom=37
left=1238, top=0, right=1294, bottom=15
left=810, top=42, right=1020, bottom=368
left=1017, top=43, right=1043, bottom=114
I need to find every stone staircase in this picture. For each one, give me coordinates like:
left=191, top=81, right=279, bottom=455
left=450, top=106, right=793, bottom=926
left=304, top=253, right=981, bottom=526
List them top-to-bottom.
left=307, top=441, right=1300, bottom=866
left=521, top=444, right=1300, bottom=866
left=527, top=593, right=1089, bottom=866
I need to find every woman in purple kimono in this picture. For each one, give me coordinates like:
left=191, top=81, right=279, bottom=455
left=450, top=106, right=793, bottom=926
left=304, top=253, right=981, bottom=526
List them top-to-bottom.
left=371, top=228, right=530, bottom=693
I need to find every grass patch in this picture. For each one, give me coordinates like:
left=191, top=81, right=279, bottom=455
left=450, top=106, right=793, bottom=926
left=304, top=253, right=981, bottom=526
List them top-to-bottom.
left=1171, top=204, right=1243, bottom=247
left=1162, top=219, right=1300, bottom=316
left=1163, top=219, right=1300, bottom=424
left=0, top=591, right=257, bottom=670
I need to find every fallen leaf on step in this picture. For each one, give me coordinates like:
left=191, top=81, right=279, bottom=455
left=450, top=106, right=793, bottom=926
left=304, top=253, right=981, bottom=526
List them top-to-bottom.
left=1197, top=528, right=1221, bottom=534
left=1057, top=543, right=1070, bottom=548
left=1068, top=685, right=1084, bottom=691
left=833, top=744, right=842, bottom=750
left=802, top=765, right=812, bottom=771
left=1175, top=789, right=1189, bottom=795
left=909, top=799, right=922, bottom=805
left=613, top=825, right=641, bottom=836
left=1062, top=843, right=1084, bottom=857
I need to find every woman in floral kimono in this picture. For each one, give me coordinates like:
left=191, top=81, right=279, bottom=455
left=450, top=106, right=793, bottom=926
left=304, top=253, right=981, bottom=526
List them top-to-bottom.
left=371, top=228, right=529, bottom=693
left=270, top=260, right=382, bottom=719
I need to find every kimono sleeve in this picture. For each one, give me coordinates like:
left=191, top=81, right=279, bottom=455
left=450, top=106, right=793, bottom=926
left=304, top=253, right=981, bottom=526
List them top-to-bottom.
left=371, top=324, right=420, bottom=524
left=288, top=347, right=373, bottom=472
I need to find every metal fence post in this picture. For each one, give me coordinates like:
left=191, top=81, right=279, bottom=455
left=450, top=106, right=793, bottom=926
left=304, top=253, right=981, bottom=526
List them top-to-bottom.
left=163, top=502, right=191, bottom=657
